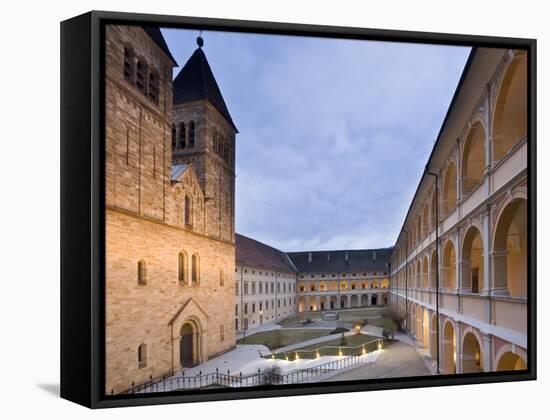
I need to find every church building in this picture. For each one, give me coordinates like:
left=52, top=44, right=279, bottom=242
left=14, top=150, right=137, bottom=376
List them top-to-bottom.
left=105, top=25, right=236, bottom=394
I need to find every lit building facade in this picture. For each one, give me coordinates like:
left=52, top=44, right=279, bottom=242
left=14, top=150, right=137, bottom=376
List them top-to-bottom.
left=389, top=48, right=528, bottom=373
left=234, top=234, right=298, bottom=331
left=234, top=235, right=392, bottom=332
left=290, top=250, right=391, bottom=312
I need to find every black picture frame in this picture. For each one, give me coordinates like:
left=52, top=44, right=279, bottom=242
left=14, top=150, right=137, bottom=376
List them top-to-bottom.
left=60, top=10, right=537, bottom=409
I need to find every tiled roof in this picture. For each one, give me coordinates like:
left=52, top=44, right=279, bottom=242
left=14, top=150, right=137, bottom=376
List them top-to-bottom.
left=172, top=47, right=238, bottom=132
left=236, top=234, right=296, bottom=272
left=286, top=248, right=393, bottom=273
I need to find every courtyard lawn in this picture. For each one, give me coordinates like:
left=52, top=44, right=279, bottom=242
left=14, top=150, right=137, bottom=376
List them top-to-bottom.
left=278, top=307, right=388, bottom=327
left=237, top=329, right=334, bottom=350
left=271, top=334, right=381, bottom=359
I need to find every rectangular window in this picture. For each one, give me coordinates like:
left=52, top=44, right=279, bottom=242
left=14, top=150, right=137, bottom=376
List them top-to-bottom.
left=244, top=282, right=249, bottom=295
left=252, top=282, right=256, bottom=295
left=259, top=282, right=263, bottom=294
left=235, top=283, right=239, bottom=296
left=278, top=299, right=280, bottom=308
left=260, top=302, right=263, bottom=311
left=244, top=303, right=248, bottom=314
left=252, top=303, right=256, bottom=313
left=235, top=304, right=238, bottom=316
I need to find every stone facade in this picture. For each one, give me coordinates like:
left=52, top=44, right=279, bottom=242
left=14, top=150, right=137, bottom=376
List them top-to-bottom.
left=105, top=25, right=236, bottom=394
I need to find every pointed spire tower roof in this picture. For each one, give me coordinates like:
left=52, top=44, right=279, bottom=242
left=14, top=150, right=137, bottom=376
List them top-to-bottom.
left=173, top=37, right=238, bottom=132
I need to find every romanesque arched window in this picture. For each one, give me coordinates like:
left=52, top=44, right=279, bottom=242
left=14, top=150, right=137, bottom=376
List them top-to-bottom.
left=123, top=46, right=135, bottom=83
left=136, top=59, right=147, bottom=95
left=148, top=69, right=159, bottom=104
left=188, top=121, right=195, bottom=147
left=178, top=122, right=186, bottom=149
left=171, top=125, right=176, bottom=150
left=213, top=134, right=218, bottom=154
left=223, top=139, right=229, bottom=162
left=184, top=195, right=192, bottom=227
left=178, top=252, right=188, bottom=285
left=192, top=254, right=200, bottom=285
left=138, top=260, right=147, bottom=285
left=219, top=268, right=225, bottom=286
left=220, top=324, right=225, bottom=341
left=138, top=343, right=147, bottom=368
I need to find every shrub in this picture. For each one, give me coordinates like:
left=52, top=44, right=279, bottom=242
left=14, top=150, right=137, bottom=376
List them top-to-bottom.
left=383, top=308, right=405, bottom=332
left=382, top=328, right=394, bottom=340
left=259, top=365, right=283, bottom=385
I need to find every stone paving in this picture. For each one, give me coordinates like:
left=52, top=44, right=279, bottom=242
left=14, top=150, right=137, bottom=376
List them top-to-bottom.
left=322, top=339, right=432, bottom=382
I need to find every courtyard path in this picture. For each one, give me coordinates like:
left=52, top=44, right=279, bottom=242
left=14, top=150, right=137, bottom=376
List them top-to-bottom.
left=322, top=340, right=432, bottom=381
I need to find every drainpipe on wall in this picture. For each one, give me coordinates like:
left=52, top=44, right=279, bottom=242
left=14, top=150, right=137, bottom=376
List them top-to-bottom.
left=427, top=167, right=441, bottom=375
left=403, top=229, right=409, bottom=332
left=240, top=266, right=244, bottom=334
left=275, top=272, right=279, bottom=320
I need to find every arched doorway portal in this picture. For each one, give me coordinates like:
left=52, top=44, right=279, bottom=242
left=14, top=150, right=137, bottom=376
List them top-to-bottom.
left=371, top=294, right=378, bottom=306
left=422, top=309, right=430, bottom=351
left=442, top=320, right=456, bottom=374
left=180, top=322, right=196, bottom=368
left=462, top=331, right=483, bottom=373
left=496, top=352, right=527, bottom=371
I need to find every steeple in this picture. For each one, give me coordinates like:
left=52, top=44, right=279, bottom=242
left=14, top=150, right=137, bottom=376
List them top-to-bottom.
left=171, top=37, right=237, bottom=243
left=172, top=40, right=237, bottom=132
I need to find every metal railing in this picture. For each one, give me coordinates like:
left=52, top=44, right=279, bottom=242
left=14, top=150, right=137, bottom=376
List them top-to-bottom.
left=120, top=339, right=383, bottom=395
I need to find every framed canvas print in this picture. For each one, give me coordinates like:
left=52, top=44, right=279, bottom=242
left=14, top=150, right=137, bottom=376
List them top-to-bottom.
left=60, top=10, right=536, bottom=408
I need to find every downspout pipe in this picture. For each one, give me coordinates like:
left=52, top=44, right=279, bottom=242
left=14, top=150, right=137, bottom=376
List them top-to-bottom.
left=426, top=167, right=441, bottom=374
left=403, top=229, right=409, bottom=332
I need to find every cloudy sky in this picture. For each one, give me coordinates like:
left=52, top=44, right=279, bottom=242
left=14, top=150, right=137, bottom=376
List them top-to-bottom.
left=162, top=28, right=471, bottom=252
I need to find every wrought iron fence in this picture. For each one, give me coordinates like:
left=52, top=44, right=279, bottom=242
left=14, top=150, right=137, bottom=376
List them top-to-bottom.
left=120, top=338, right=383, bottom=395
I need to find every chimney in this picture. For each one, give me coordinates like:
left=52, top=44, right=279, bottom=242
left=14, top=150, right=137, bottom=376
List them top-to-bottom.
left=373, top=250, right=377, bottom=260
left=345, top=251, right=349, bottom=261
left=308, top=252, right=312, bottom=262
left=327, top=253, right=330, bottom=261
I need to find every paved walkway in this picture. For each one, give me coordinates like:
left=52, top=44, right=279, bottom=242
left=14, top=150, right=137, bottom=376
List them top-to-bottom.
left=322, top=340, right=432, bottom=382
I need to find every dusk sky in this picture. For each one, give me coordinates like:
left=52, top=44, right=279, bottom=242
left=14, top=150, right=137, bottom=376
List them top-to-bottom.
left=162, top=28, right=471, bottom=252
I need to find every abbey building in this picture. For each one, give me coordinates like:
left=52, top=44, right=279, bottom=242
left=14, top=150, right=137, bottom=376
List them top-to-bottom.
left=104, top=25, right=528, bottom=393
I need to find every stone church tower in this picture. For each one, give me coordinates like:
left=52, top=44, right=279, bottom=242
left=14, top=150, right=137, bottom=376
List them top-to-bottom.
left=104, top=27, right=236, bottom=395
left=171, top=38, right=237, bottom=243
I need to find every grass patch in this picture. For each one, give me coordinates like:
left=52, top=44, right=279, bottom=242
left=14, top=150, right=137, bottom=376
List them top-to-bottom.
left=277, top=307, right=386, bottom=327
left=237, top=329, right=333, bottom=350
left=270, top=334, right=381, bottom=359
